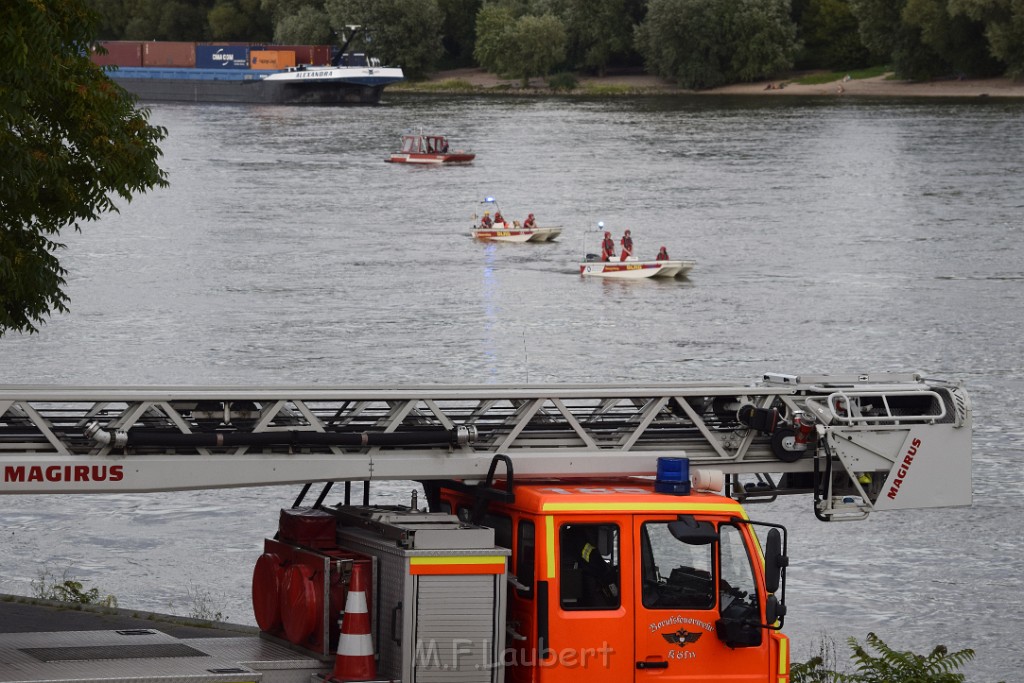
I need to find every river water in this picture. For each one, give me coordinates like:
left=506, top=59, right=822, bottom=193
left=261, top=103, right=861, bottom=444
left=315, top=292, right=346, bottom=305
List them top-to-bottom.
left=2, top=93, right=1023, bottom=680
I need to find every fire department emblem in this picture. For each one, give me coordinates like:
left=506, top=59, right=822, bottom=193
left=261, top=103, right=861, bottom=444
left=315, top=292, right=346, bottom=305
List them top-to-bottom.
left=662, top=629, right=702, bottom=648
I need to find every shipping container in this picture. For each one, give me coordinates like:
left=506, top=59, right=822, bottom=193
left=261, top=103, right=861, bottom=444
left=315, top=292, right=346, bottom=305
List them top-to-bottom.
left=91, top=41, right=143, bottom=67
left=142, top=42, right=196, bottom=68
left=195, top=44, right=251, bottom=70
left=271, top=45, right=333, bottom=66
left=249, top=50, right=297, bottom=70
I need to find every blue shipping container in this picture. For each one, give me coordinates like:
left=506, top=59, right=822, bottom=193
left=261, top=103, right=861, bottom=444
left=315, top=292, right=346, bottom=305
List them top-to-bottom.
left=195, top=45, right=250, bottom=69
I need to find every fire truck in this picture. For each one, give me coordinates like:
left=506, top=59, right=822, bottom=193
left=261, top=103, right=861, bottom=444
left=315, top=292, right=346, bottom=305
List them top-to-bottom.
left=0, top=373, right=972, bottom=683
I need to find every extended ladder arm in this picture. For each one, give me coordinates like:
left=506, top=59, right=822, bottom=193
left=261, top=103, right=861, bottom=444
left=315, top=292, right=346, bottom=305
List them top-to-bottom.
left=0, top=374, right=972, bottom=520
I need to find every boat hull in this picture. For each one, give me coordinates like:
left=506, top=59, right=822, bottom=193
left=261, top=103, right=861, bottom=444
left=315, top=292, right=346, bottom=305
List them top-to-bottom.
left=109, top=66, right=404, bottom=105
left=387, top=152, right=476, bottom=164
left=473, top=226, right=561, bottom=242
left=579, top=259, right=696, bottom=279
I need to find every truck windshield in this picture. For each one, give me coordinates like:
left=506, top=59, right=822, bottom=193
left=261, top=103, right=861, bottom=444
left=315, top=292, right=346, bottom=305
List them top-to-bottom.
left=640, top=521, right=760, bottom=616
left=718, top=524, right=760, bottom=619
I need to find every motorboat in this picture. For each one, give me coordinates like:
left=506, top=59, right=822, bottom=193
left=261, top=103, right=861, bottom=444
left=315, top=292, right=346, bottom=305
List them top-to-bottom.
left=387, top=133, right=475, bottom=164
left=471, top=197, right=561, bottom=242
left=578, top=222, right=694, bottom=278
left=472, top=224, right=562, bottom=242
left=579, top=255, right=696, bottom=279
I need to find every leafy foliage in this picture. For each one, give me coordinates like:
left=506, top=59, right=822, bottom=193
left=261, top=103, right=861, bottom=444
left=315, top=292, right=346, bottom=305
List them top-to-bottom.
left=1, top=0, right=168, bottom=336
left=324, top=0, right=444, bottom=79
left=438, top=0, right=483, bottom=67
left=554, top=0, right=643, bottom=76
left=636, top=0, right=798, bottom=89
left=796, top=0, right=871, bottom=70
left=948, top=0, right=1024, bottom=78
left=473, top=3, right=517, bottom=75
left=272, top=5, right=333, bottom=44
left=474, top=6, right=567, bottom=85
left=31, top=568, right=117, bottom=607
left=845, top=632, right=976, bottom=682
left=791, top=633, right=985, bottom=683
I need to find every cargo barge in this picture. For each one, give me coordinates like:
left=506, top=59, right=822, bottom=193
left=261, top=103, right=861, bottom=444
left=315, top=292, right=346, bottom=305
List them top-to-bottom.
left=92, top=37, right=404, bottom=105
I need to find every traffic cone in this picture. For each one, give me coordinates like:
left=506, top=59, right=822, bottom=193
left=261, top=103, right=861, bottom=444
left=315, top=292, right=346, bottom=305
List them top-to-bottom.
left=330, top=562, right=376, bottom=681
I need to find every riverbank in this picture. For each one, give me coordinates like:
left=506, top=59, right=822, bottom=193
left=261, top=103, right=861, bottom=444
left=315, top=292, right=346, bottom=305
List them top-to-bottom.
left=398, top=67, right=1024, bottom=99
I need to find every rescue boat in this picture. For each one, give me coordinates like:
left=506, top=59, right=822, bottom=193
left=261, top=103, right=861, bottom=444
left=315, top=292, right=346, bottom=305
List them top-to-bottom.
left=386, top=133, right=475, bottom=164
left=471, top=197, right=561, bottom=242
left=579, top=222, right=695, bottom=278
left=579, top=255, right=696, bottom=279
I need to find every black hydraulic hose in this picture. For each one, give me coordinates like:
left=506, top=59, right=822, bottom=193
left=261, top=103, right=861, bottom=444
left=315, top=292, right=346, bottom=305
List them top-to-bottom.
left=85, top=422, right=476, bottom=449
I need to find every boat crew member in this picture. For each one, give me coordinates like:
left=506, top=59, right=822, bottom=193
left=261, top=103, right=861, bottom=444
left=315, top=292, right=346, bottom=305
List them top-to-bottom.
left=494, top=210, right=505, bottom=225
left=481, top=211, right=493, bottom=228
left=523, top=213, right=536, bottom=229
left=620, top=229, right=633, bottom=261
left=601, top=231, right=616, bottom=261
left=656, top=246, right=670, bottom=260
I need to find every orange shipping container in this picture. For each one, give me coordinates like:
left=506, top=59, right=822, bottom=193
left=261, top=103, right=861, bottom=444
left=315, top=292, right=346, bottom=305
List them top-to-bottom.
left=91, top=41, right=143, bottom=67
left=143, top=42, right=196, bottom=68
left=271, top=45, right=333, bottom=66
left=250, top=50, right=297, bottom=70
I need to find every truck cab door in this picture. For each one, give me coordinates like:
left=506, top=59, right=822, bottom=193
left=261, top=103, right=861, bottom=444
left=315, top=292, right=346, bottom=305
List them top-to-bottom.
left=633, top=516, right=771, bottom=681
left=539, top=518, right=634, bottom=683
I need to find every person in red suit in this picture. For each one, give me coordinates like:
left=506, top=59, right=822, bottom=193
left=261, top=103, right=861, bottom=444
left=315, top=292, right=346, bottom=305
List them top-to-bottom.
left=620, top=229, right=633, bottom=262
left=601, top=231, right=616, bottom=261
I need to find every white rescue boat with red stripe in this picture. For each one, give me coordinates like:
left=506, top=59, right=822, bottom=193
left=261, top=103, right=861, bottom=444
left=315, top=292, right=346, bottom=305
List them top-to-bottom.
left=470, top=197, right=561, bottom=242
left=579, top=221, right=695, bottom=279
left=579, top=256, right=696, bottom=279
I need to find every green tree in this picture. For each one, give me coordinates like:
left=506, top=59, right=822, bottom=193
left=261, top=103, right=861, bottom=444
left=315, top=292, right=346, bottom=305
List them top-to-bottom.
left=1, top=0, right=168, bottom=337
left=88, top=0, right=131, bottom=38
left=122, top=0, right=212, bottom=41
left=208, top=0, right=273, bottom=41
left=324, top=0, right=444, bottom=78
left=438, top=0, right=483, bottom=67
left=556, top=0, right=641, bottom=75
left=636, top=0, right=798, bottom=89
left=796, top=0, right=871, bottom=70
left=848, top=0, right=949, bottom=79
left=903, top=0, right=1002, bottom=76
left=949, top=0, right=1024, bottom=77
left=473, top=3, right=517, bottom=74
left=273, top=5, right=333, bottom=44
left=474, top=5, right=566, bottom=84
left=506, top=13, right=568, bottom=85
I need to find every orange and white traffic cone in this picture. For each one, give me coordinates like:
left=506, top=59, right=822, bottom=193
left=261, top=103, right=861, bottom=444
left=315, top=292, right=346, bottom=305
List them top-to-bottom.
left=330, top=562, right=376, bottom=681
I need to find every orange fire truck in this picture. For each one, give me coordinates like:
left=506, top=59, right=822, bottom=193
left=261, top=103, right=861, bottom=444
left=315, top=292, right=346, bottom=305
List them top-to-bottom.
left=0, top=373, right=971, bottom=683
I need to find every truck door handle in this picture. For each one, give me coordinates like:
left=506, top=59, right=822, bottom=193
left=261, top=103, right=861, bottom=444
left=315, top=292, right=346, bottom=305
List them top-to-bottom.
left=636, top=661, right=669, bottom=669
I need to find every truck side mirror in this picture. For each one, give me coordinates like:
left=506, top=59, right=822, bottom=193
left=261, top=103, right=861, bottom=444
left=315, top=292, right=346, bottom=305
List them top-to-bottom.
left=668, top=516, right=719, bottom=545
left=764, top=528, right=786, bottom=594
left=765, top=594, right=786, bottom=625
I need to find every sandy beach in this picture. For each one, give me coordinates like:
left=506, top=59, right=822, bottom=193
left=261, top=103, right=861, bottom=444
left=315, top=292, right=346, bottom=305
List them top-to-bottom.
left=416, top=68, right=1024, bottom=99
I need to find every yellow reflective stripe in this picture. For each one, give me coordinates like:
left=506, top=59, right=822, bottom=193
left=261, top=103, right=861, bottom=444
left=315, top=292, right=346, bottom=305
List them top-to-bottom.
left=541, top=501, right=745, bottom=513
left=545, top=515, right=556, bottom=579
left=409, top=556, right=506, bottom=566
left=779, top=634, right=790, bottom=676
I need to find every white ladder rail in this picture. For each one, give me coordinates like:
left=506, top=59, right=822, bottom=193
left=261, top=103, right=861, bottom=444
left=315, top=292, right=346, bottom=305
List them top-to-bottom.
left=0, top=377, right=972, bottom=520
